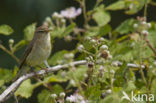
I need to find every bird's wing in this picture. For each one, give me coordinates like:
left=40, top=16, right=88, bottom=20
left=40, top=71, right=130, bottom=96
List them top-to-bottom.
left=19, top=34, right=37, bottom=69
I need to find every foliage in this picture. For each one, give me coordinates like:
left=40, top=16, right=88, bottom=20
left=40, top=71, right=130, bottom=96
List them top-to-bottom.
left=1, top=0, right=156, bottom=103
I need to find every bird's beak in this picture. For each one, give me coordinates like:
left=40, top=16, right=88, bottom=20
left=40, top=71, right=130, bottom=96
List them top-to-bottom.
left=47, top=28, right=53, bottom=32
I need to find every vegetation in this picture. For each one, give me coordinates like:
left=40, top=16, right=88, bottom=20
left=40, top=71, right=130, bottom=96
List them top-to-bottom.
left=0, top=0, right=156, bottom=103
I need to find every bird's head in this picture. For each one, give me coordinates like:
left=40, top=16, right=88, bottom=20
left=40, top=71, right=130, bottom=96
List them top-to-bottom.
left=35, top=25, right=52, bottom=34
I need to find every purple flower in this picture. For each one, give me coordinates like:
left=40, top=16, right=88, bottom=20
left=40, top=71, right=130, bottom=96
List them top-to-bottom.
left=60, top=7, right=82, bottom=19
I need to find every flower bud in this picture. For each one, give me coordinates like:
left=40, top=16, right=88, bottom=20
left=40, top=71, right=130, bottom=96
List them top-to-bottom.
left=52, top=12, right=59, bottom=18
left=45, top=17, right=51, bottom=23
left=61, top=18, right=66, bottom=23
left=141, top=21, right=147, bottom=25
left=133, top=23, right=138, bottom=28
left=147, top=23, right=151, bottom=28
left=141, top=30, right=149, bottom=36
left=64, top=35, right=72, bottom=42
left=86, top=36, right=91, bottom=40
left=100, top=37, right=105, bottom=42
left=9, top=39, right=14, bottom=44
left=90, top=39, right=96, bottom=44
left=78, top=44, right=84, bottom=52
left=100, top=45, right=108, bottom=50
left=100, top=50, right=109, bottom=59
left=88, top=62, right=94, bottom=68
left=110, top=70, right=115, bottom=75
left=69, top=79, right=76, bottom=86
left=106, top=89, right=112, bottom=94
left=60, top=92, right=65, bottom=98
left=51, top=94, right=57, bottom=99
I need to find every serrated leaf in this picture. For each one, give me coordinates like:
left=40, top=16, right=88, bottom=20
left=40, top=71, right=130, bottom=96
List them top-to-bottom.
left=106, top=1, right=125, bottom=10
left=93, top=5, right=111, bottom=26
left=115, top=19, right=137, bottom=34
left=24, top=23, right=36, bottom=41
left=0, top=25, right=13, bottom=35
left=48, top=50, right=68, bottom=65
left=67, top=65, right=88, bottom=82
left=0, top=68, right=13, bottom=87
left=15, top=79, right=41, bottom=98
left=38, top=89, right=53, bottom=103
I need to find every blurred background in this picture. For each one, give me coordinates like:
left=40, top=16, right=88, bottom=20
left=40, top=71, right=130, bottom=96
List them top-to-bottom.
left=0, top=0, right=156, bottom=69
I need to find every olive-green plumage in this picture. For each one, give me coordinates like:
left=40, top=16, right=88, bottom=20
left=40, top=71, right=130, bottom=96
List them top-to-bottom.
left=15, top=25, right=52, bottom=79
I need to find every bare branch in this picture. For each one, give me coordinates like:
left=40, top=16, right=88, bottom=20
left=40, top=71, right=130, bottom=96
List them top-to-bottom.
left=0, top=60, right=145, bottom=102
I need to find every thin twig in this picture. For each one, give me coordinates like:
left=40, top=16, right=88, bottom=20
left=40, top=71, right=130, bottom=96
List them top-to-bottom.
left=0, top=44, right=20, bottom=64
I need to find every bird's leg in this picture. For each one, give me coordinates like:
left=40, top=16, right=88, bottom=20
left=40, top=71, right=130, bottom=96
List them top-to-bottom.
left=44, top=60, right=50, bottom=68
left=38, top=65, right=49, bottom=75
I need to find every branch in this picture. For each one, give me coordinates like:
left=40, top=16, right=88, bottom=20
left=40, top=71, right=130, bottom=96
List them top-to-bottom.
left=0, top=60, right=145, bottom=102
left=0, top=60, right=86, bottom=102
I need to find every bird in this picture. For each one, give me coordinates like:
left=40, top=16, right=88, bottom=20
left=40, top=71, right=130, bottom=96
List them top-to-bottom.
left=14, top=25, right=52, bottom=80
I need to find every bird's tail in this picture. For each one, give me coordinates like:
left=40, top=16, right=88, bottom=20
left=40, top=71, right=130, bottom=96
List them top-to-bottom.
left=12, top=66, right=29, bottom=81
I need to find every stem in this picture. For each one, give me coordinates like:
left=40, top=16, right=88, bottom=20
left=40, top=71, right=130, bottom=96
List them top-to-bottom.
left=80, top=0, right=88, bottom=27
left=144, top=0, right=148, bottom=18
left=139, top=34, right=147, bottom=85
left=144, top=36, right=156, bottom=56
left=0, top=44, right=20, bottom=64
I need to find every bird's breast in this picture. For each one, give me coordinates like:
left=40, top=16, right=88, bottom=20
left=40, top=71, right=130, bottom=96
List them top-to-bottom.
left=26, top=33, right=51, bottom=66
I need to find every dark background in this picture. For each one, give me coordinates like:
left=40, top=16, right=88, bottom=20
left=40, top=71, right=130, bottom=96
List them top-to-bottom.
left=0, top=0, right=156, bottom=69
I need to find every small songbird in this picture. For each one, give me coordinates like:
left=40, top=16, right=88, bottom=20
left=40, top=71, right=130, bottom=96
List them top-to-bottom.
left=15, top=25, right=52, bottom=79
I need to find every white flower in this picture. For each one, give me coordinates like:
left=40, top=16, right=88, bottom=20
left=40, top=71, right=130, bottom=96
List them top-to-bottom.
left=61, top=7, right=82, bottom=19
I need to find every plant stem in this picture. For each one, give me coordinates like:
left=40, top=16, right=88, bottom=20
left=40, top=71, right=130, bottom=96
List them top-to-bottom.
left=80, top=0, right=88, bottom=27
left=144, top=0, right=148, bottom=18
left=0, top=44, right=20, bottom=64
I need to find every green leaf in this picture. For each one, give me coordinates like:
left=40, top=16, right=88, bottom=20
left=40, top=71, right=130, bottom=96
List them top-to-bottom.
left=125, top=0, right=145, bottom=15
left=106, top=1, right=126, bottom=10
left=93, top=5, right=111, bottom=26
left=115, top=19, right=137, bottom=34
left=24, top=23, right=36, bottom=41
left=51, top=23, right=75, bottom=38
left=62, top=23, right=75, bottom=37
left=98, top=24, right=112, bottom=36
left=0, top=25, right=13, bottom=35
left=13, top=40, right=27, bottom=52
left=48, top=50, right=68, bottom=65
left=67, top=65, right=88, bottom=82
left=0, top=68, right=13, bottom=87
left=15, top=79, right=41, bottom=98
left=52, top=84, right=64, bottom=94
left=38, top=89, right=54, bottom=103
left=101, top=94, right=120, bottom=103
